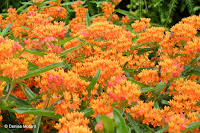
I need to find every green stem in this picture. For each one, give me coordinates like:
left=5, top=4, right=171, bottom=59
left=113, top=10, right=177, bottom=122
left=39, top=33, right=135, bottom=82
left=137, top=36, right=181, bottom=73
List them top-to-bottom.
left=5, top=83, right=13, bottom=102
left=19, top=83, right=32, bottom=106
left=43, top=96, right=49, bottom=110
left=146, top=124, right=155, bottom=133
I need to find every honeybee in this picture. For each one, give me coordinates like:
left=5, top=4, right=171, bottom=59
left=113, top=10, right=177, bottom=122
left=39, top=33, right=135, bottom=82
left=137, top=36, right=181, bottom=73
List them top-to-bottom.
left=56, top=9, right=62, bottom=11
left=142, top=28, right=145, bottom=32
left=168, top=32, right=174, bottom=39
left=157, top=65, right=162, bottom=77
left=53, top=96, right=64, bottom=106
left=34, top=99, right=43, bottom=106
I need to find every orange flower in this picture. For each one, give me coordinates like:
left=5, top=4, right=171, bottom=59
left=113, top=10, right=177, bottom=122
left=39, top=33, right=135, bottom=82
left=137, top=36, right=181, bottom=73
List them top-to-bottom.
left=101, top=2, right=115, bottom=18
left=131, top=18, right=151, bottom=32
left=137, top=69, right=160, bottom=87
left=107, top=76, right=141, bottom=104
left=90, top=93, right=113, bottom=117
left=54, top=111, right=92, bottom=133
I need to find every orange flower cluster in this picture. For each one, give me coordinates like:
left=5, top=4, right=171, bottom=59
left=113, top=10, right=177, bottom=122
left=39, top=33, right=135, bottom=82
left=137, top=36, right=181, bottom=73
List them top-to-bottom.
left=32, top=0, right=43, bottom=4
left=101, top=2, right=115, bottom=18
left=41, top=6, right=67, bottom=20
left=69, top=6, right=87, bottom=34
left=180, top=15, right=200, bottom=30
left=121, top=16, right=130, bottom=27
left=131, top=18, right=151, bottom=32
left=29, top=22, right=67, bottom=40
left=136, top=27, right=165, bottom=44
left=73, top=58, right=124, bottom=86
left=158, top=59, right=183, bottom=82
left=137, top=69, right=160, bottom=87
left=107, top=76, right=141, bottom=104
left=168, top=78, right=200, bottom=114
left=0, top=81, right=6, bottom=97
left=90, top=93, right=113, bottom=117
left=127, top=101, right=162, bottom=127
left=54, top=111, right=92, bottom=133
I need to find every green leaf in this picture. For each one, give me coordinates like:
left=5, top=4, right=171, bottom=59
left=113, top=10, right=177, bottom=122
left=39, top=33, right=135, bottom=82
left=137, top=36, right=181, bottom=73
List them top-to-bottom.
left=42, top=0, right=57, bottom=4
left=21, top=1, right=33, bottom=5
left=90, top=1, right=103, bottom=7
left=62, top=2, right=75, bottom=6
left=116, top=9, right=139, bottom=19
left=85, top=11, right=91, bottom=27
left=1, top=23, right=12, bottom=36
left=21, top=25, right=29, bottom=30
left=57, top=35, right=78, bottom=47
left=77, top=38, right=107, bottom=51
left=130, top=40, right=152, bottom=50
left=58, top=44, right=84, bottom=57
left=24, top=48, right=46, bottom=57
left=137, top=48, right=153, bottom=55
left=28, top=61, right=39, bottom=70
left=18, top=62, right=66, bottom=80
left=86, top=68, right=101, bottom=97
left=187, top=70, right=200, bottom=76
left=0, top=76, right=11, bottom=83
left=127, top=77, right=149, bottom=87
left=23, top=84, right=37, bottom=100
left=8, top=94, right=31, bottom=107
left=161, top=99, right=170, bottom=105
left=154, top=101, right=160, bottom=109
left=8, top=107, right=62, bottom=119
left=82, top=108, right=94, bottom=117
left=113, top=108, right=129, bottom=133
left=127, top=113, right=142, bottom=133
left=196, top=113, right=200, bottom=119
left=96, top=114, right=101, bottom=123
left=33, top=115, right=42, bottom=133
left=100, top=115, right=114, bottom=133
left=183, top=121, right=200, bottom=132
left=156, top=124, right=169, bottom=133
left=0, top=127, right=13, bottom=133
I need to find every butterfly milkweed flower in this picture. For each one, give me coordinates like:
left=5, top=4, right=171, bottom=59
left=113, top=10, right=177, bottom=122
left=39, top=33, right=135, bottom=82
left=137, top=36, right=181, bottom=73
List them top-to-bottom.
left=101, top=2, right=115, bottom=18
left=131, top=18, right=151, bottom=32
left=0, top=58, right=28, bottom=79
left=107, top=76, right=141, bottom=105
left=90, top=93, right=113, bottom=118
left=127, top=101, right=162, bottom=127
left=54, top=111, right=92, bottom=133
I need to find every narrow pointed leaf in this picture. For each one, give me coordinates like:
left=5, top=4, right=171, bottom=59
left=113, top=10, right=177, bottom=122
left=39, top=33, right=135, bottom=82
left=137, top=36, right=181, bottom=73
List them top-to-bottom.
left=116, top=9, right=139, bottom=19
left=85, top=11, right=91, bottom=27
left=1, top=23, right=12, bottom=36
left=57, top=35, right=78, bottom=46
left=130, top=40, right=152, bottom=50
left=58, top=44, right=84, bottom=57
left=24, top=48, right=46, bottom=57
left=19, top=62, right=66, bottom=80
left=86, top=68, right=101, bottom=97
left=188, top=70, right=200, bottom=76
left=0, top=76, right=11, bottom=83
left=127, top=77, right=149, bottom=87
left=23, top=84, right=37, bottom=100
left=8, top=94, right=31, bottom=107
left=8, top=107, right=62, bottom=119
left=82, top=108, right=94, bottom=117
left=113, top=108, right=129, bottom=133
left=127, top=113, right=142, bottom=133
left=196, top=113, right=200, bottom=119
left=96, top=114, right=101, bottom=123
left=33, top=115, right=42, bottom=133
left=100, top=115, right=114, bottom=133
left=183, top=121, right=200, bottom=132
left=156, top=124, right=169, bottom=133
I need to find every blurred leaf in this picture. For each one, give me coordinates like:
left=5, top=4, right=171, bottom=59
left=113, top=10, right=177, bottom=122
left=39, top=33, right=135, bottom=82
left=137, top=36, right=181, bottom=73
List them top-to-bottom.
left=42, top=0, right=57, bottom=5
left=21, top=1, right=33, bottom=5
left=90, top=1, right=103, bottom=7
left=62, top=2, right=75, bottom=6
left=116, top=9, right=139, bottom=19
left=85, top=11, right=91, bottom=27
left=1, top=23, right=12, bottom=36
left=21, top=25, right=29, bottom=30
left=57, top=35, right=78, bottom=47
left=130, top=40, right=152, bottom=50
left=58, top=44, right=84, bottom=57
left=24, top=48, right=46, bottom=57
left=137, top=48, right=153, bottom=55
left=28, top=61, right=39, bottom=70
left=19, top=62, right=66, bottom=80
left=86, top=68, right=101, bottom=97
left=187, top=70, right=200, bottom=76
left=0, top=76, right=11, bottom=83
left=127, top=77, right=149, bottom=87
left=23, top=84, right=37, bottom=100
left=8, top=94, right=31, bottom=107
left=161, top=99, right=170, bottom=105
left=154, top=101, right=160, bottom=109
left=8, top=107, right=62, bottom=119
left=82, top=108, right=94, bottom=117
left=113, top=108, right=129, bottom=133
left=127, top=113, right=142, bottom=133
left=196, top=113, right=200, bottom=119
left=96, top=114, right=101, bottom=123
left=33, top=115, right=42, bottom=133
left=100, top=115, right=114, bottom=133
left=183, top=121, right=200, bottom=132
left=156, top=124, right=169, bottom=133
left=0, top=127, right=13, bottom=133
